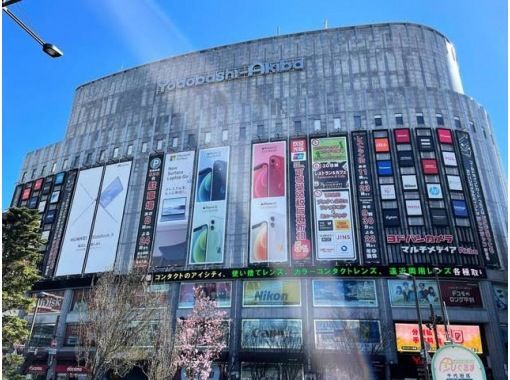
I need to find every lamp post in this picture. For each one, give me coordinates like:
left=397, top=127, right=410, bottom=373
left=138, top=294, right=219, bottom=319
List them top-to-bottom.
left=3, top=6, right=63, bottom=57
left=433, top=267, right=451, bottom=343
left=397, top=273, right=430, bottom=380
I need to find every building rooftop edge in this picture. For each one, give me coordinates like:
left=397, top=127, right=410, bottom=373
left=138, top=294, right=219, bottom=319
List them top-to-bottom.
left=75, top=21, right=450, bottom=91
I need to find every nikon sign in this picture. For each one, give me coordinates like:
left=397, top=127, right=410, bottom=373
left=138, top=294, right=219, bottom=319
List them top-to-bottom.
left=156, top=58, right=304, bottom=94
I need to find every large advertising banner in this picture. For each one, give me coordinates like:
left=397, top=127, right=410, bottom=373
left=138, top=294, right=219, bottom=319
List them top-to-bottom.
left=351, top=131, right=381, bottom=263
left=456, top=131, right=499, bottom=267
left=311, top=137, right=356, bottom=261
left=288, top=138, right=313, bottom=262
left=249, top=141, right=288, bottom=263
left=189, top=147, right=230, bottom=264
left=152, top=152, right=195, bottom=267
left=133, top=154, right=164, bottom=268
left=85, top=161, right=132, bottom=273
left=56, top=166, right=104, bottom=276
left=45, top=170, right=77, bottom=277
left=243, top=279, right=301, bottom=307
left=312, top=279, right=377, bottom=307
left=388, top=279, right=440, bottom=307
left=440, top=281, right=482, bottom=308
left=178, top=282, right=232, bottom=308
left=241, top=319, right=302, bottom=350
left=314, top=320, right=381, bottom=351
left=395, top=323, right=483, bottom=353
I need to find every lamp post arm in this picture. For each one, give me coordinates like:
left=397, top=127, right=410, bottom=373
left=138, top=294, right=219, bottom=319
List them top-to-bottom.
left=3, top=7, right=45, bottom=46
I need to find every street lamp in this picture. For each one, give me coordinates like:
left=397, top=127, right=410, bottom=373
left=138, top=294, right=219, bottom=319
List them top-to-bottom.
left=3, top=7, right=63, bottom=58
left=433, top=267, right=451, bottom=343
left=397, top=273, right=430, bottom=380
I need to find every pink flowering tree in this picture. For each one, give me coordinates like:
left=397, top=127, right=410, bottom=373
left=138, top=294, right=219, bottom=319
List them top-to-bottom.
left=174, top=286, right=227, bottom=380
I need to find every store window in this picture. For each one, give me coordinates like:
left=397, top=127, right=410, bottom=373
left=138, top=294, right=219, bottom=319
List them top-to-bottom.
left=28, top=324, right=55, bottom=347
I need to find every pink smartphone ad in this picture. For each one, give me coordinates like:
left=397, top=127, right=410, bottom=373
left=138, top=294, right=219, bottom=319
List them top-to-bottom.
left=252, top=142, right=286, bottom=198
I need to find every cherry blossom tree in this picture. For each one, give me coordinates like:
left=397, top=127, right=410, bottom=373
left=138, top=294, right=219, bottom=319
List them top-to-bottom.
left=174, top=286, right=227, bottom=380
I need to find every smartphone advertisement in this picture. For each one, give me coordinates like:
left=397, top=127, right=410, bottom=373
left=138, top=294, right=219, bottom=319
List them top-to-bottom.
left=311, top=137, right=356, bottom=261
left=288, top=138, right=312, bottom=262
left=250, top=141, right=288, bottom=263
left=189, top=146, right=230, bottom=264
left=153, top=152, right=195, bottom=267
left=85, top=161, right=132, bottom=273
left=56, top=166, right=104, bottom=276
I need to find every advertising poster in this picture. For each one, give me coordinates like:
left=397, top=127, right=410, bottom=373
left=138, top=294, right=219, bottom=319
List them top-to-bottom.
left=351, top=131, right=381, bottom=263
left=456, top=131, right=499, bottom=267
left=311, top=137, right=356, bottom=260
left=288, top=138, right=312, bottom=262
left=250, top=141, right=288, bottom=263
left=189, top=147, right=230, bottom=264
left=153, top=152, right=195, bottom=267
left=133, top=154, right=164, bottom=268
left=85, top=161, right=132, bottom=273
left=56, top=166, right=104, bottom=276
left=44, top=170, right=77, bottom=277
left=243, top=279, right=301, bottom=307
left=312, top=279, right=377, bottom=307
left=388, top=279, right=440, bottom=306
left=440, top=281, right=482, bottom=308
left=178, top=282, right=232, bottom=308
left=493, top=284, right=507, bottom=311
left=241, top=319, right=302, bottom=350
left=314, top=320, right=381, bottom=351
left=395, top=323, right=483, bottom=353
left=431, top=344, right=486, bottom=380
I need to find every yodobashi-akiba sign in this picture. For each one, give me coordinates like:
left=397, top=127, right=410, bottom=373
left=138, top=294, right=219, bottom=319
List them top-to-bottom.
left=156, top=58, right=304, bottom=94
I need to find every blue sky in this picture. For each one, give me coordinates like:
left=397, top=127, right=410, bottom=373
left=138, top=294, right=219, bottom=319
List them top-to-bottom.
left=3, top=0, right=507, bottom=209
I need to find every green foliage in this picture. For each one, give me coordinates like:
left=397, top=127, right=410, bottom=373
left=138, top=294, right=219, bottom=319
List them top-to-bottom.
left=2, top=207, right=43, bottom=378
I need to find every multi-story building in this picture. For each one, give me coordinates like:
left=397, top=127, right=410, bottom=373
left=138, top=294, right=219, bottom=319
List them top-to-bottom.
left=12, top=22, right=507, bottom=380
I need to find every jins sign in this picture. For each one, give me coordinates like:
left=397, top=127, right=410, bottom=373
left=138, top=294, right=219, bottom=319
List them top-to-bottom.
left=156, top=58, right=304, bottom=94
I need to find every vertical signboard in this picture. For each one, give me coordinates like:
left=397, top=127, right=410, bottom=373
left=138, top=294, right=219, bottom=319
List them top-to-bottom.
left=351, top=131, right=381, bottom=263
left=456, top=131, right=499, bottom=267
left=311, top=137, right=356, bottom=260
left=288, top=138, right=312, bottom=262
left=249, top=141, right=288, bottom=263
left=189, top=147, right=230, bottom=264
left=152, top=152, right=195, bottom=267
left=133, top=154, right=164, bottom=268
left=85, top=161, right=132, bottom=273
left=56, top=167, right=104, bottom=276
left=44, top=170, right=77, bottom=276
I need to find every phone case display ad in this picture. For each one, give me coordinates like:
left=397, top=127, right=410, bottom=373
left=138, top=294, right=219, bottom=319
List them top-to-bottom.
left=311, top=137, right=356, bottom=260
left=250, top=141, right=288, bottom=263
left=189, top=147, right=230, bottom=264
left=152, top=152, right=195, bottom=267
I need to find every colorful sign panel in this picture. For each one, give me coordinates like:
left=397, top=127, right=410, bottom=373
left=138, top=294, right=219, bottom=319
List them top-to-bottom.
left=351, top=131, right=381, bottom=263
left=456, top=131, right=499, bottom=267
left=311, top=137, right=355, bottom=261
left=288, top=138, right=313, bottom=262
left=250, top=141, right=288, bottom=263
left=189, top=147, right=230, bottom=264
left=153, top=152, right=195, bottom=267
left=133, top=154, right=164, bottom=268
left=85, top=161, right=132, bottom=273
left=56, top=166, right=104, bottom=276
left=44, top=170, right=77, bottom=277
left=243, top=279, right=301, bottom=307
left=312, top=279, right=377, bottom=307
left=388, top=279, right=440, bottom=306
left=440, top=281, right=482, bottom=308
left=178, top=282, right=231, bottom=308
left=241, top=319, right=302, bottom=350
left=314, top=320, right=381, bottom=352
left=395, top=323, right=483, bottom=354
left=431, top=344, right=486, bottom=380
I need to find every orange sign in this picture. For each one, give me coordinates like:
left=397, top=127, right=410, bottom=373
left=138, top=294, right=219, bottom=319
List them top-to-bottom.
left=374, top=138, right=390, bottom=153
left=395, top=323, right=482, bottom=354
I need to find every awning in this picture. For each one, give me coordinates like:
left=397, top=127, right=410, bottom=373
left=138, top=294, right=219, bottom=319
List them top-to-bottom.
left=27, top=364, right=48, bottom=374
left=55, top=364, right=89, bottom=374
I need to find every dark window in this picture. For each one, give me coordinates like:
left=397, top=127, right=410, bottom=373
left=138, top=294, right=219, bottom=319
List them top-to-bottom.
left=416, top=113, right=425, bottom=125
left=395, top=114, right=404, bottom=125
left=436, top=114, right=444, bottom=125
left=354, top=115, right=362, bottom=129
left=374, top=115, right=382, bottom=127
left=454, top=117, right=462, bottom=129
left=294, top=121, right=302, bottom=134
left=274, top=122, right=283, bottom=135
left=469, top=122, right=476, bottom=132
left=256, top=124, right=265, bottom=137
left=239, top=126, right=246, bottom=138
left=187, top=134, right=196, bottom=147
left=85, top=153, right=92, bottom=165
left=29, top=324, right=55, bottom=347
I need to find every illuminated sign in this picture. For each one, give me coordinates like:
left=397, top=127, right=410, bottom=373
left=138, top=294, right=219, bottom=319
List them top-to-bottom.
left=156, top=58, right=304, bottom=94
left=437, top=128, right=453, bottom=144
left=394, top=129, right=411, bottom=144
left=374, top=138, right=390, bottom=152
left=422, top=159, right=439, bottom=174
left=243, top=279, right=301, bottom=307
left=312, top=279, right=377, bottom=307
left=440, top=281, right=482, bottom=308
left=241, top=319, right=302, bottom=350
left=314, top=320, right=381, bottom=351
